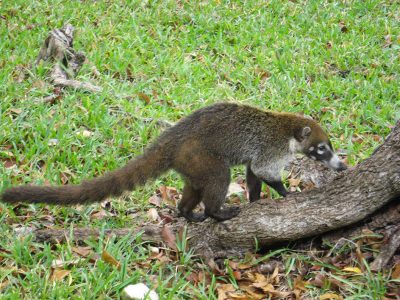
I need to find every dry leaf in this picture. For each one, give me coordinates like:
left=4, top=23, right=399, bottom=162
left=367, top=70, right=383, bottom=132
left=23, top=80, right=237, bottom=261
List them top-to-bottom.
left=384, top=34, right=392, bottom=48
left=255, top=68, right=271, bottom=82
left=32, top=80, right=46, bottom=89
left=137, top=92, right=151, bottom=104
left=9, top=108, right=22, bottom=115
left=371, top=134, right=382, bottom=142
left=3, top=158, right=17, bottom=168
left=60, top=172, right=70, bottom=185
left=289, top=177, right=301, bottom=191
left=227, top=182, right=245, bottom=197
left=159, top=185, right=168, bottom=201
left=158, top=186, right=179, bottom=206
left=148, top=194, right=162, bottom=207
left=147, top=208, right=159, bottom=222
left=90, top=209, right=113, bottom=220
left=158, top=212, right=174, bottom=224
left=161, top=225, right=177, bottom=251
left=355, top=245, right=365, bottom=271
left=72, top=246, right=92, bottom=257
left=102, top=250, right=121, bottom=270
left=51, top=258, right=81, bottom=268
left=207, top=259, right=223, bottom=275
left=228, top=260, right=239, bottom=270
left=237, top=262, right=252, bottom=270
left=391, top=263, right=400, bottom=279
left=271, top=264, right=280, bottom=284
left=342, top=266, right=362, bottom=274
left=0, top=267, right=26, bottom=277
left=50, top=269, right=71, bottom=281
left=232, top=270, right=241, bottom=280
left=186, top=272, right=200, bottom=284
left=254, top=272, right=268, bottom=283
left=310, top=273, right=326, bottom=288
left=294, top=276, right=307, bottom=291
left=0, top=280, right=10, bottom=291
left=217, top=283, right=236, bottom=300
left=240, top=285, right=265, bottom=300
left=263, top=285, right=291, bottom=298
left=293, top=288, right=302, bottom=300
left=227, top=293, right=249, bottom=300
left=319, top=293, right=343, bottom=300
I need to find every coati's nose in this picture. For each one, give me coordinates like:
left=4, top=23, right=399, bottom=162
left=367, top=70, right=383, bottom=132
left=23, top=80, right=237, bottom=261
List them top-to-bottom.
left=326, top=153, right=347, bottom=172
left=335, top=161, right=347, bottom=172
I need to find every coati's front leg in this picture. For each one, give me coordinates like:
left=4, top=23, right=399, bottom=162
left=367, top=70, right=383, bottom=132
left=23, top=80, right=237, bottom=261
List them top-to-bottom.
left=250, top=162, right=288, bottom=198
left=246, top=165, right=262, bottom=202
left=263, top=179, right=288, bottom=197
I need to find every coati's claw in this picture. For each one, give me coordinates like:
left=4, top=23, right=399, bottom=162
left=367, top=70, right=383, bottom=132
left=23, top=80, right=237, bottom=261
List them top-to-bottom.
left=206, top=206, right=240, bottom=221
left=180, top=211, right=208, bottom=222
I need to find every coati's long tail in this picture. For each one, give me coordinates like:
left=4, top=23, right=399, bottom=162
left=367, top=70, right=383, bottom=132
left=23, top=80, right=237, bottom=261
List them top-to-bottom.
left=1, top=147, right=171, bottom=205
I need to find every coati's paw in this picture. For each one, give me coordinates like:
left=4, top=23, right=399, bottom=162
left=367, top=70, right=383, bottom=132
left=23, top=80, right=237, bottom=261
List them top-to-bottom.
left=207, top=206, right=240, bottom=221
left=180, top=211, right=208, bottom=222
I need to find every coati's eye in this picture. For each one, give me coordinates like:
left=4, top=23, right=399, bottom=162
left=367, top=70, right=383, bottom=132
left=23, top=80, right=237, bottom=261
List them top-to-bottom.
left=318, top=145, right=326, bottom=151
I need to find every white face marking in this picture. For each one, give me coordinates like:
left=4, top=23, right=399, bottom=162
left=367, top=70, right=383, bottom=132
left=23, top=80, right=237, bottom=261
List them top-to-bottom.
left=317, top=142, right=328, bottom=155
left=309, top=146, right=314, bottom=152
left=327, top=153, right=342, bottom=169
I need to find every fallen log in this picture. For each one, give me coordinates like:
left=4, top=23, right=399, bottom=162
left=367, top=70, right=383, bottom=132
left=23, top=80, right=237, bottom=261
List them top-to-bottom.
left=33, top=120, right=400, bottom=269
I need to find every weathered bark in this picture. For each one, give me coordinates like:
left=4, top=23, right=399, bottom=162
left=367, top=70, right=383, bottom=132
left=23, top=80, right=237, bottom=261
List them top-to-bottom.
left=36, top=24, right=102, bottom=93
left=33, top=121, right=400, bottom=268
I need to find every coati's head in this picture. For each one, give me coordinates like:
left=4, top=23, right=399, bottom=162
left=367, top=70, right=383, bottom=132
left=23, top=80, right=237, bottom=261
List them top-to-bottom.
left=293, top=121, right=347, bottom=172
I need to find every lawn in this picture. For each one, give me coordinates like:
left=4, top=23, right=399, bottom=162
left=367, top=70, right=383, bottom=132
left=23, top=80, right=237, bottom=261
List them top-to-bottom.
left=0, top=0, right=399, bottom=299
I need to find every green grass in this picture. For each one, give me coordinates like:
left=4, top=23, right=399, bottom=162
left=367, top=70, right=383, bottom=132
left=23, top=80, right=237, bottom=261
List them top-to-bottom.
left=0, top=0, right=399, bottom=298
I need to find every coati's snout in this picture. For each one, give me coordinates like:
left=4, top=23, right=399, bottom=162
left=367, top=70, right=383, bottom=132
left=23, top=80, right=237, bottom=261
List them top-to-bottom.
left=296, top=126, right=347, bottom=172
left=306, top=141, right=347, bottom=172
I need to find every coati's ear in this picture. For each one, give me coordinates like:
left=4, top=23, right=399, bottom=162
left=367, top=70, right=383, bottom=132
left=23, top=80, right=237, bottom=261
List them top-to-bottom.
left=295, top=126, right=312, bottom=141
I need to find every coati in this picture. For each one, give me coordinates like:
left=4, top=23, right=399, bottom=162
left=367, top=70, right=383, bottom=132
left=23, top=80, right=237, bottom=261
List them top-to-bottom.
left=1, top=103, right=347, bottom=222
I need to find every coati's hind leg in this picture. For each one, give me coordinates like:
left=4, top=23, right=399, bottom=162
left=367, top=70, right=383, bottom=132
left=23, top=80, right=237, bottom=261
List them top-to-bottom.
left=174, top=144, right=239, bottom=222
left=202, top=165, right=240, bottom=221
left=246, top=165, right=262, bottom=202
left=178, top=183, right=206, bottom=222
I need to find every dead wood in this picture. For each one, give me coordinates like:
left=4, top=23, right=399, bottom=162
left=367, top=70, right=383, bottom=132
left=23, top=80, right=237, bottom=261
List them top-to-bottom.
left=36, top=24, right=102, bottom=93
left=32, top=120, right=400, bottom=270
left=370, top=225, right=400, bottom=271
left=35, top=226, right=163, bottom=244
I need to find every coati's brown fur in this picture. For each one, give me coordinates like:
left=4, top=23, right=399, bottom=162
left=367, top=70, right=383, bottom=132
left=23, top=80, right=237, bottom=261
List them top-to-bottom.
left=1, top=103, right=346, bottom=222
